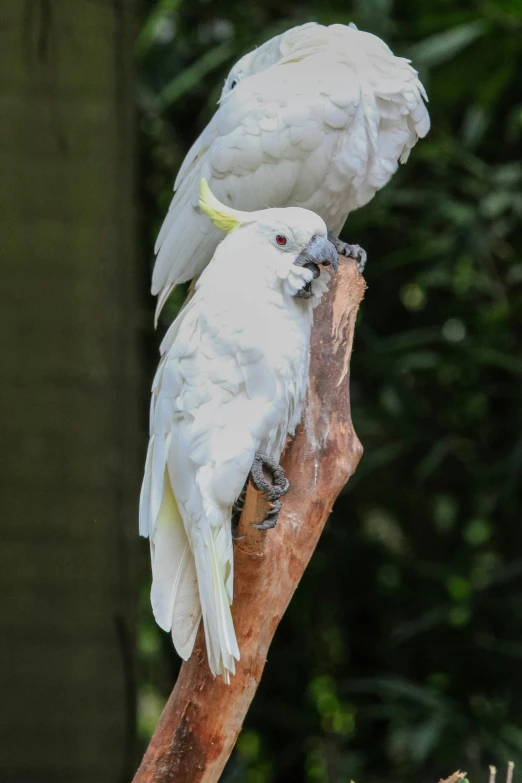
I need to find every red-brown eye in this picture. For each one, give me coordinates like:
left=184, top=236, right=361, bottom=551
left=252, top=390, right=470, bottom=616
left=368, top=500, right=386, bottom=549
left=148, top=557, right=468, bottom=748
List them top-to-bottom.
left=275, top=235, right=287, bottom=246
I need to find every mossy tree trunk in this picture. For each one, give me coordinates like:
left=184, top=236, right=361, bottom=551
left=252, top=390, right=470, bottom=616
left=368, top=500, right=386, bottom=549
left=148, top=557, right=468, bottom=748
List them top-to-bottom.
left=0, top=1, right=141, bottom=781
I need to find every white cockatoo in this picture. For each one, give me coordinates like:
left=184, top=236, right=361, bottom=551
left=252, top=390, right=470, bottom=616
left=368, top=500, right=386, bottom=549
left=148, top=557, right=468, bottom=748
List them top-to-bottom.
left=152, top=21, right=429, bottom=321
left=140, top=180, right=339, bottom=681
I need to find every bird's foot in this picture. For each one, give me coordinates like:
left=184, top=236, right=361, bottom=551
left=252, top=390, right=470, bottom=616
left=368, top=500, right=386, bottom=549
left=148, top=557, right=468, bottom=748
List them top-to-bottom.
left=327, top=231, right=367, bottom=274
left=250, top=453, right=289, bottom=530
left=250, top=453, right=289, bottom=501
left=231, top=485, right=246, bottom=540
left=253, top=500, right=282, bottom=531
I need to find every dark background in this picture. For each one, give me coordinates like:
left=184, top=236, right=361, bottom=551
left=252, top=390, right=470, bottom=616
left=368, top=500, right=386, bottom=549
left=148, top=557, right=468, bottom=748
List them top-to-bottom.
left=1, top=0, right=521, bottom=782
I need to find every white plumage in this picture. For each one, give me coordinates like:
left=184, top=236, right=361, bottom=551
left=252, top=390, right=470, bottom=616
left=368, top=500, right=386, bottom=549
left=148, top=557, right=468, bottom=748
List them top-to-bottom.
left=152, top=21, right=429, bottom=320
left=140, top=184, right=335, bottom=681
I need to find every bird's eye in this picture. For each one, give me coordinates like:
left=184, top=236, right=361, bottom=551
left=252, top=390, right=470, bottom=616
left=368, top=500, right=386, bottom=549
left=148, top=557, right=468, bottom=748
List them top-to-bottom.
left=229, top=78, right=238, bottom=90
left=275, top=234, right=288, bottom=246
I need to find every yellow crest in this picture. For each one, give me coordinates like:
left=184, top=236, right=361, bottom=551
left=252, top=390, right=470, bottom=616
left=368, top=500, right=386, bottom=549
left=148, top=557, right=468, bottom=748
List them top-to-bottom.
left=198, top=179, right=244, bottom=233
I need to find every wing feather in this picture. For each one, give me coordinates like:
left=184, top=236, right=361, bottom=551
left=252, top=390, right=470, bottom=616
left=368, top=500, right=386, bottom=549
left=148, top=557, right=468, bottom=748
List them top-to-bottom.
left=153, top=24, right=429, bottom=312
left=144, top=295, right=284, bottom=680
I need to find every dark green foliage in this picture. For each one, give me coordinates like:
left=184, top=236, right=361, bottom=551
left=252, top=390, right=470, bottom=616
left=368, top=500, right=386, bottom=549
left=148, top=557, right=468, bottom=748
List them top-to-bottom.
left=137, top=1, right=522, bottom=780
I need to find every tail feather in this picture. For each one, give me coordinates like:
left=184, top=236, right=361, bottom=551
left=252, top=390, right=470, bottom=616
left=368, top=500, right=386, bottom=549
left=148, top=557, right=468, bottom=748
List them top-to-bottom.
left=150, top=474, right=239, bottom=681
left=150, top=477, right=201, bottom=660
left=192, top=521, right=240, bottom=683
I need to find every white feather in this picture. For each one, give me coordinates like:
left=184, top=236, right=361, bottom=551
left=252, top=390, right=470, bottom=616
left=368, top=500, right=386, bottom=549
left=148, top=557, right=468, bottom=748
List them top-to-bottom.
left=152, top=22, right=429, bottom=315
left=140, top=204, right=334, bottom=680
left=150, top=472, right=201, bottom=660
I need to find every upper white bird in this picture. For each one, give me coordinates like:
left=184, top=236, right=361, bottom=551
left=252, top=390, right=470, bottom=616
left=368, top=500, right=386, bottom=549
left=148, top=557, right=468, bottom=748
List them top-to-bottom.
left=152, top=21, right=429, bottom=320
left=140, top=180, right=338, bottom=682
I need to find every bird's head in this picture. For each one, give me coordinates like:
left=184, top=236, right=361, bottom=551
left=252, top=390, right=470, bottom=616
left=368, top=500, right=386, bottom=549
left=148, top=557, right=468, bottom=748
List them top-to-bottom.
left=219, top=22, right=321, bottom=101
left=219, top=22, right=366, bottom=102
left=198, top=179, right=338, bottom=300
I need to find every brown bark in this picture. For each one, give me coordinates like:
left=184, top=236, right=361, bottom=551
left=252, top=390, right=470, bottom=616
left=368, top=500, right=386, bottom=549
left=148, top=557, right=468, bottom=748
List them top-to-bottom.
left=133, top=258, right=365, bottom=783
left=439, top=773, right=467, bottom=783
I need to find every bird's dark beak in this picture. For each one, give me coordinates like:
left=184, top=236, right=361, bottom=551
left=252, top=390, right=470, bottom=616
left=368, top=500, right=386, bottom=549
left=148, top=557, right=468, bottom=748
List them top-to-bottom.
left=293, top=235, right=339, bottom=298
left=293, top=235, right=339, bottom=275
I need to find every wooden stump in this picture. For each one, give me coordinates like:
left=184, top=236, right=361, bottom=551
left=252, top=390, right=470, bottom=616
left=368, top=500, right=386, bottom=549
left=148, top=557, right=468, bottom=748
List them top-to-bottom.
left=133, top=257, right=366, bottom=783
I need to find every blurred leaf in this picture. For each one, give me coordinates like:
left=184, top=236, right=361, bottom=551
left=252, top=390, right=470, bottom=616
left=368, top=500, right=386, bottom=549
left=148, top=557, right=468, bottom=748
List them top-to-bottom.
left=136, top=0, right=181, bottom=57
left=409, top=21, right=488, bottom=66
left=161, top=40, right=236, bottom=106
left=463, top=518, right=492, bottom=546
left=410, top=714, right=446, bottom=761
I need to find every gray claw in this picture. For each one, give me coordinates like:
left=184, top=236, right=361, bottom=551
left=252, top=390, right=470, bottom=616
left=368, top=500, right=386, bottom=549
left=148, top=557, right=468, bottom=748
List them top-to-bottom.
left=328, top=232, right=367, bottom=274
left=347, top=244, right=367, bottom=274
left=250, top=453, right=289, bottom=502
left=250, top=454, right=289, bottom=530
left=231, top=485, right=247, bottom=539
left=253, top=501, right=282, bottom=530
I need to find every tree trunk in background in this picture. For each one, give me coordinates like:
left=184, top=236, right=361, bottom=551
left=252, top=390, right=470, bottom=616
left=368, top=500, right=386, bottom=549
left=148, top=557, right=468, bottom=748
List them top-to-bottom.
left=0, top=1, right=141, bottom=781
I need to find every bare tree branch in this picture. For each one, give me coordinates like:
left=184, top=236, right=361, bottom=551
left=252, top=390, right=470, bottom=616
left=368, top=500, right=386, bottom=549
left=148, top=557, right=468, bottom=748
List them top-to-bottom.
left=133, top=258, right=365, bottom=783
left=439, top=772, right=467, bottom=783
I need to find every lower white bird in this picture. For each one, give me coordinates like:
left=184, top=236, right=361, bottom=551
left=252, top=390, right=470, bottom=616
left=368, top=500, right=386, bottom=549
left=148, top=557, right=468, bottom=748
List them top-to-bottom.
left=139, top=180, right=339, bottom=681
